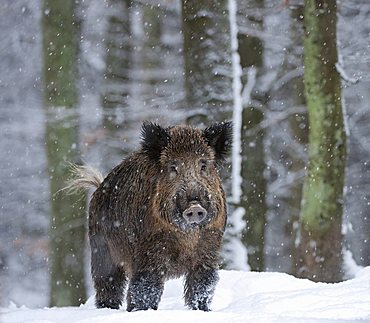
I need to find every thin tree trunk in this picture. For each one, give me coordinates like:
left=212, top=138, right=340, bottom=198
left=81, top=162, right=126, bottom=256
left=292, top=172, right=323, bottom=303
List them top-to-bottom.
left=42, top=0, right=87, bottom=306
left=237, top=0, right=267, bottom=272
left=296, top=0, right=346, bottom=282
left=287, top=5, right=308, bottom=275
left=241, top=105, right=266, bottom=271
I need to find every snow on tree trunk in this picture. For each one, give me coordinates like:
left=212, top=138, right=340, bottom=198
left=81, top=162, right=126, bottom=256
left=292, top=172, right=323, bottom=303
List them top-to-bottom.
left=42, top=0, right=87, bottom=306
left=226, top=0, right=250, bottom=271
left=296, top=0, right=347, bottom=282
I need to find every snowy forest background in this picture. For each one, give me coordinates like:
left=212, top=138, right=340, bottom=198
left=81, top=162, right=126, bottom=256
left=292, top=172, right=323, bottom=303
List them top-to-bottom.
left=1, top=0, right=370, bottom=308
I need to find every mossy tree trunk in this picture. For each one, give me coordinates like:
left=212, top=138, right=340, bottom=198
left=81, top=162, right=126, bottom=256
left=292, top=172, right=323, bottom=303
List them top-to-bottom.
left=42, top=0, right=87, bottom=306
left=296, top=0, right=346, bottom=282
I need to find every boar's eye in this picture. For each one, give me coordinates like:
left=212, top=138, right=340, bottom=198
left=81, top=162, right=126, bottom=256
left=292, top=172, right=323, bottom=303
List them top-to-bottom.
left=200, top=160, right=207, bottom=172
left=169, top=163, right=178, bottom=177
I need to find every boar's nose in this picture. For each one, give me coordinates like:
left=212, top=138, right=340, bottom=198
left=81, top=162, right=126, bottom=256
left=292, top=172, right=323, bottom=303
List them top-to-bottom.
left=182, top=204, right=207, bottom=224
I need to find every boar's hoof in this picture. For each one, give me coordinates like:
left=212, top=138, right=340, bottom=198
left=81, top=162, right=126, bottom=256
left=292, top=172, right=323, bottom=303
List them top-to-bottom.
left=182, top=204, right=207, bottom=224
left=96, top=299, right=121, bottom=310
left=189, top=299, right=210, bottom=311
left=126, top=304, right=158, bottom=312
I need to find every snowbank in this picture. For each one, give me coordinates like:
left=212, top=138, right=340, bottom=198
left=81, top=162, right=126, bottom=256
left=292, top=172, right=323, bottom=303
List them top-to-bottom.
left=2, top=268, right=370, bottom=322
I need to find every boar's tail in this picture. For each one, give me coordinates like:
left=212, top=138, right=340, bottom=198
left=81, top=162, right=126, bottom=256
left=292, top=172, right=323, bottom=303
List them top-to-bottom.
left=64, top=163, right=104, bottom=194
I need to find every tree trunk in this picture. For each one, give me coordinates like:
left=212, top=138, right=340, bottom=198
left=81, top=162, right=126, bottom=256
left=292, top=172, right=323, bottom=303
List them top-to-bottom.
left=42, top=0, right=87, bottom=306
left=100, top=0, right=132, bottom=167
left=102, top=0, right=131, bottom=127
left=182, top=0, right=232, bottom=124
left=237, top=0, right=267, bottom=272
left=296, top=0, right=346, bottom=282
left=139, top=3, right=167, bottom=107
left=287, top=5, right=308, bottom=275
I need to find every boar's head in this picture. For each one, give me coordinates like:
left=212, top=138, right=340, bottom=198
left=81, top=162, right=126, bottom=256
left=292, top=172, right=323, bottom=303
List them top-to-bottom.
left=141, top=122, right=232, bottom=231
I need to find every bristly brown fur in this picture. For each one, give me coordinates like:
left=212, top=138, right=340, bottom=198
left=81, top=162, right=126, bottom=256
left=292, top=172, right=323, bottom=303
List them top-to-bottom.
left=85, top=122, right=232, bottom=312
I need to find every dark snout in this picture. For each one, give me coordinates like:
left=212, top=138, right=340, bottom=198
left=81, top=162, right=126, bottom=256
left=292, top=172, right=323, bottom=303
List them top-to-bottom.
left=182, top=203, right=207, bottom=224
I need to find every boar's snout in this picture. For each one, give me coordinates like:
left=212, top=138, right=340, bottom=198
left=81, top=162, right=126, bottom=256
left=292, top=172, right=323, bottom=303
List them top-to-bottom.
left=182, top=203, right=207, bottom=224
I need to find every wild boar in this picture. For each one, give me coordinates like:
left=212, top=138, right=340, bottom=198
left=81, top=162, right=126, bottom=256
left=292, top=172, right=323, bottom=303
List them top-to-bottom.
left=71, top=121, right=232, bottom=312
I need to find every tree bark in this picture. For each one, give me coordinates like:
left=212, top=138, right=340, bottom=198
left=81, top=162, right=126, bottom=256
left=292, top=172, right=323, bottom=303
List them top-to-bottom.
left=42, top=0, right=87, bottom=306
left=100, top=0, right=132, bottom=167
left=102, top=0, right=131, bottom=124
left=182, top=0, right=232, bottom=124
left=237, top=0, right=267, bottom=272
left=296, top=0, right=346, bottom=282
left=287, top=4, right=307, bottom=275
left=241, top=105, right=266, bottom=271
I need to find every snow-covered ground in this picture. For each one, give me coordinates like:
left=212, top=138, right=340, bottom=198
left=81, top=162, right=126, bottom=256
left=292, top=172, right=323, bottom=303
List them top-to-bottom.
left=2, top=268, right=370, bottom=323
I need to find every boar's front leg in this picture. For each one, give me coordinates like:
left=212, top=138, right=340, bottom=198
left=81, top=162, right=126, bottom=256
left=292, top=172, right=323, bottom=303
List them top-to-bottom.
left=184, top=266, right=219, bottom=311
left=126, top=270, right=165, bottom=312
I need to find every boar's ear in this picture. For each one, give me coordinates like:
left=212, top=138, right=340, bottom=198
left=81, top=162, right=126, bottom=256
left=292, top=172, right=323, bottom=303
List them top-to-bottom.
left=203, top=121, right=233, bottom=161
left=141, top=122, right=170, bottom=161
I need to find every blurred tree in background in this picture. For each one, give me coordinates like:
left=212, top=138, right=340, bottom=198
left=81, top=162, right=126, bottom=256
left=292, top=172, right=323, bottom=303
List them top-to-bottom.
left=42, top=0, right=87, bottom=306
left=100, top=0, right=133, bottom=165
left=101, top=0, right=132, bottom=132
left=182, top=0, right=232, bottom=124
left=237, top=0, right=267, bottom=272
left=295, top=0, right=346, bottom=282
left=285, top=4, right=307, bottom=275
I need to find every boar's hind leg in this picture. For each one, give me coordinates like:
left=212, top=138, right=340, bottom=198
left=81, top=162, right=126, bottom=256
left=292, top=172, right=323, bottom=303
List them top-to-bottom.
left=90, top=234, right=127, bottom=309
left=184, top=267, right=219, bottom=311
left=126, top=271, right=164, bottom=312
